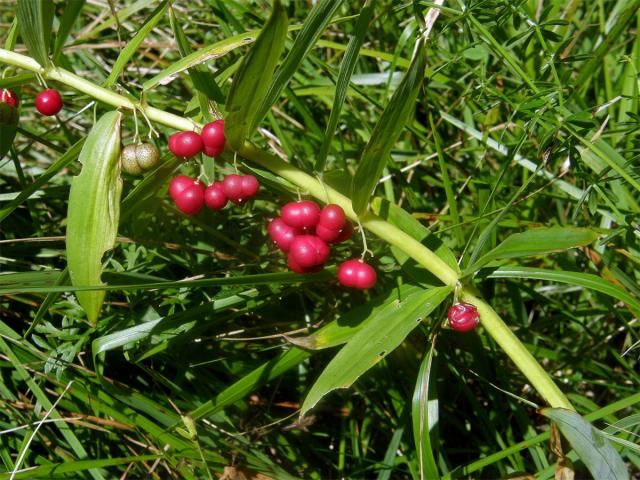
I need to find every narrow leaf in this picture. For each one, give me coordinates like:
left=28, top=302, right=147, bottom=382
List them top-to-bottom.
left=16, top=0, right=55, bottom=66
left=52, top=0, right=86, bottom=63
left=104, top=0, right=170, bottom=88
left=225, top=0, right=288, bottom=150
left=255, top=0, right=345, bottom=131
left=316, top=1, right=374, bottom=172
left=169, top=7, right=225, bottom=103
left=351, top=36, right=427, bottom=214
left=0, top=104, right=19, bottom=161
left=66, top=111, right=123, bottom=325
left=471, top=227, right=599, bottom=272
left=486, top=266, right=640, bottom=315
left=301, top=286, right=451, bottom=414
left=412, top=337, right=441, bottom=480
left=541, top=408, right=629, bottom=480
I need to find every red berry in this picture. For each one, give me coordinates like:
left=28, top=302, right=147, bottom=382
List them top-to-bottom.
left=1, top=89, right=18, bottom=108
left=35, top=89, right=62, bottom=116
left=201, top=120, right=225, bottom=157
left=168, top=131, right=203, bottom=158
left=223, top=174, right=259, bottom=204
left=169, top=175, right=198, bottom=201
left=204, top=182, right=228, bottom=210
left=174, top=184, right=205, bottom=215
left=281, top=201, right=321, bottom=230
left=318, top=204, right=346, bottom=231
left=268, top=218, right=300, bottom=252
left=334, top=221, right=354, bottom=244
left=316, top=223, right=342, bottom=243
left=289, top=235, right=330, bottom=268
left=287, top=252, right=323, bottom=274
left=337, top=259, right=377, bottom=289
left=447, top=303, right=479, bottom=332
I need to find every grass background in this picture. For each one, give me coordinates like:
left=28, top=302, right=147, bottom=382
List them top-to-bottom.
left=1, top=0, right=639, bottom=478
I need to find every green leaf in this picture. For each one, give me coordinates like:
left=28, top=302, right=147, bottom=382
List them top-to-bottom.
left=16, top=0, right=55, bottom=66
left=52, top=0, right=86, bottom=63
left=104, top=0, right=170, bottom=88
left=225, top=0, right=288, bottom=149
left=255, top=0, right=345, bottom=132
left=316, top=1, right=374, bottom=173
left=351, top=36, right=427, bottom=215
left=0, top=103, right=19, bottom=161
left=66, top=111, right=123, bottom=325
left=0, top=139, right=84, bottom=222
left=469, top=227, right=599, bottom=272
left=486, top=266, right=640, bottom=315
left=287, top=284, right=427, bottom=350
left=301, top=286, right=451, bottom=414
left=412, top=337, right=441, bottom=480
left=540, top=408, right=629, bottom=480
left=2, top=455, right=158, bottom=479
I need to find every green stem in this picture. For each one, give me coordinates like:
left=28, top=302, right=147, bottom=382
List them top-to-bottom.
left=0, top=47, right=575, bottom=411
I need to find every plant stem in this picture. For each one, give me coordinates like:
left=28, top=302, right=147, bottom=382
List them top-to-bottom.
left=0, top=47, right=575, bottom=411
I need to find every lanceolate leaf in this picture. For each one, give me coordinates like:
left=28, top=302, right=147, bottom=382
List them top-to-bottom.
left=16, top=0, right=55, bottom=66
left=52, top=0, right=86, bottom=63
left=104, top=0, right=170, bottom=88
left=225, top=0, right=288, bottom=150
left=255, top=0, right=345, bottom=131
left=316, top=0, right=374, bottom=173
left=351, top=37, right=427, bottom=215
left=0, top=103, right=19, bottom=161
left=66, top=111, right=123, bottom=325
left=469, top=227, right=599, bottom=272
left=301, top=286, right=451, bottom=414
left=540, top=408, right=629, bottom=480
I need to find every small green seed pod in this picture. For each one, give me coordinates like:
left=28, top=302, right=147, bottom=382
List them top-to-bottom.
left=135, top=143, right=160, bottom=170
left=120, top=144, right=143, bottom=175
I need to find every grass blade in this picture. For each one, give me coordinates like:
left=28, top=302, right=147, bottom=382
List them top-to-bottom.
left=16, top=0, right=54, bottom=66
left=52, top=0, right=85, bottom=63
left=316, top=1, right=374, bottom=173
left=351, top=36, right=427, bottom=215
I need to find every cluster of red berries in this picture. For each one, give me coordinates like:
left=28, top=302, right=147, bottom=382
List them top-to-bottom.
left=1, top=88, right=63, bottom=117
left=166, top=119, right=260, bottom=215
left=168, top=119, right=225, bottom=159
left=168, top=173, right=259, bottom=215
left=268, top=201, right=377, bottom=289
left=447, top=302, right=479, bottom=332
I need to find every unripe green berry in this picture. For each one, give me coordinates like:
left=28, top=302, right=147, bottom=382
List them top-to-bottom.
left=135, top=143, right=160, bottom=170
left=121, top=144, right=144, bottom=175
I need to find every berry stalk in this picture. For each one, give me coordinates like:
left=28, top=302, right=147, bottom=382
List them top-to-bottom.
left=0, top=47, right=574, bottom=411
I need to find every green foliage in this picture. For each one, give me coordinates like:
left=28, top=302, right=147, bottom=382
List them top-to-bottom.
left=1, top=1, right=640, bottom=479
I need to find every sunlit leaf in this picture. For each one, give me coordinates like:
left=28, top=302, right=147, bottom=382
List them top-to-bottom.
left=66, top=111, right=122, bottom=325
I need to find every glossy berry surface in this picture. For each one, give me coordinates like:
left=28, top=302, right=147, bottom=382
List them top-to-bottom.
left=0, top=89, right=18, bottom=108
left=35, top=89, right=63, bottom=116
left=201, top=120, right=226, bottom=157
left=168, top=131, right=203, bottom=158
left=222, top=174, right=259, bottom=204
left=169, top=176, right=199, bottom=201
left=204, top=182, right=228, bottom=210
left=174, top=184, right=205, bottom=215
left=281, top=201, right=321, bottom=230
left=318, top=204, right=346, bottom=231
left=268, top=218, right=299, bottom=252
left=334, top=221, right=354, bottom=243
left=315, top=223, right=341, bottom=243
left=289, top=235, right=330, bottom=268
left=287, top=252, right=323, bottom=274
left=337, top=259, right=377, bottom=289
left=447, top=303, right=480, bottom=332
